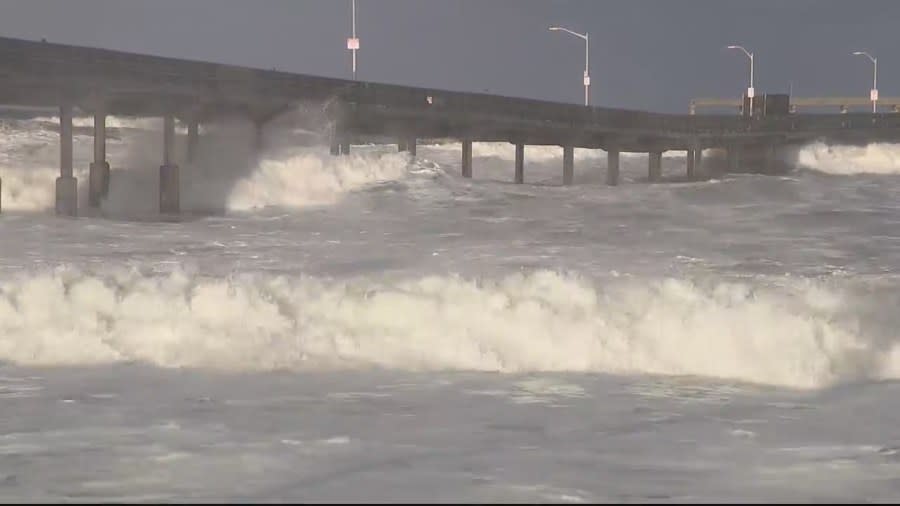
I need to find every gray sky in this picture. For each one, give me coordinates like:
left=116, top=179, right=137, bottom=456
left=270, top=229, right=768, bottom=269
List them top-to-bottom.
left=0, top=0, right=897, bottom=112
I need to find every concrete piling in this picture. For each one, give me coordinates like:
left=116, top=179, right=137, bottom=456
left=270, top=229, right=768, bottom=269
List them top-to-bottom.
left=55, top=104, right=77, bottom=216
left=88, top=110, right=110, bottom=208
left=159, top=114, right=180, bottom=214
left=187, top=119, right=199, bottom=163
left=253, top=121, right=265, bottom=156
left=398, top=137, right=416, bottom=157
left=462, top=140, right=473, bottom=178
left=514, top=143, right=524, bottom=184
left=563, top=145, right=574, bottom=185
left=727, top=145, right=740, bottom=173
left=694, top=146, right=703, bottom=179
left=686, top=147, right=697, bottom=180
left=607, top=149, right=620, bottom=186
left=648, top=151, right=662, bottom=182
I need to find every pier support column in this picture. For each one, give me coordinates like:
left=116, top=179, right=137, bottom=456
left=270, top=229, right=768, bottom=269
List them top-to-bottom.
left=56, top=104, right=77, bottom=217
left=88, top=111, right=110, bottom=208
left=159, top=114, right=180, bottom=214
left=187, top=119, right=199, bottom=163
left=253, top=121, right=265, bottom=156
left=330, top=128, right=350, bottom=156
left=398, top=137, right=416, bottom=157
left=330, top=140, right=350, bottom=156
left=462, top=140, right=473, bottom=178
left=514, top=143, right=525, bottom=184
left=763, top=143, right=778, bottom=174
left=686, top=144, right=700, bottom=181
left=562, top=145, right=574, bottom=186
left=726, top=145, right=741, bottom=173
left=694, top=146, right=704, bottom=180
left=607, top=149, right=620, bottom=186
left=648, top=151, right=663, bottom=182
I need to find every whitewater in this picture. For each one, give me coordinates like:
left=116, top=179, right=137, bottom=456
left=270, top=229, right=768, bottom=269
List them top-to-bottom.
left=1, top=113, right=900, bottom=501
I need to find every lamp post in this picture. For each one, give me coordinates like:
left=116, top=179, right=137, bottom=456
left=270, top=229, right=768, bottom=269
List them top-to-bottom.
left=347, top=0, right=360, bottom=80
left=549, top=26, right=590, bottom=106
left=726, top=45, right=754, bottom=117
left=852, top=51, right=878, bottom=113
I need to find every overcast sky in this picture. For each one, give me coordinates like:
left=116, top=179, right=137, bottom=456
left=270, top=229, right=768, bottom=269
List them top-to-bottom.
left=0, top=0, right=897, bottom=112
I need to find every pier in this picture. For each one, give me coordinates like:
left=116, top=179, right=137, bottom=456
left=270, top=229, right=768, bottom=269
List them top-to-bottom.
left=1, top=36, right=900, bottom=216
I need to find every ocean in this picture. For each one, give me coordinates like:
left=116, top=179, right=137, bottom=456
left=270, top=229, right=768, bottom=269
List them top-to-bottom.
left=1, top=113, right=899, bottom=501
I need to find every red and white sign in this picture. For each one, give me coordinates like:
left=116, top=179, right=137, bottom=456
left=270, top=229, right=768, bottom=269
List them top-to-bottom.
left=347, top=37, right=360, bottom=50
left=871, top=88, right=879, bottom=101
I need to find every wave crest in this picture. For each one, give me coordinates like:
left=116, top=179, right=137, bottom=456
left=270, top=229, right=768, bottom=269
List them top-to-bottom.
left=795, top=141, right=900, bottom=175
left=1, top=266, right=897, bottom=389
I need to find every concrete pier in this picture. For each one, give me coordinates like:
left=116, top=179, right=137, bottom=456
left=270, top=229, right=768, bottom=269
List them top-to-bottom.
left=2, top=35, right=900, bottom=215
left=55, top=104, right=77, bottom=216
left=88, top=111, right=110, bottom=208
left=159, top=114, right=180, bottom=214
left=187, top=120, right=199, bottom=163
left=253, top=121, right=265, bottom=156
left=330, top=129, right=350, bottom=156
left=398, top=137, right=417, bottom=157
left=329, top=140, right=350, bottom=156
left=462, top=140, right=473, bottom=178
left=514, top=143, right=524, bottom=184
left=764, top=144, right=778, bottom=174
left=563, top=145, right=574, bottom=186
left=727, top=145, right=740, bottom=173
left=693, top=146, right=704, bottom=180
left=686, top=147, right=697, bottom=180
left=607, top=149, right=620, bottom=186
left=648, top=151, right=663, bottom=182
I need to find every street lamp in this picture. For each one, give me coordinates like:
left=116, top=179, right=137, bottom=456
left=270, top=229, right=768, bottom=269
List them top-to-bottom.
left=347, top=0, right=360, bottom=80
left=549, top=26, right=590, bottom=106
left=726, top=45, right=754, bottom=117
left=852, top=51, right=878, bottom=113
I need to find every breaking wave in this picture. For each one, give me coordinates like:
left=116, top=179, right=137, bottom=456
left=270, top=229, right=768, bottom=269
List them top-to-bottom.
left=0, top=116, right=414, bottom=214
left=795, top=141, right=900, bottom=175
left=1, top=266, right=898, bottom=390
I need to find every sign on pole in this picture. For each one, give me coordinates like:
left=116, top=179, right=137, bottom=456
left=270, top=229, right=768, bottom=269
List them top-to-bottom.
left=347, top=37, right=360, bottom=50
left=747, top=87, right=755, bottom=99
left=871, top=89, right=879, bottom=101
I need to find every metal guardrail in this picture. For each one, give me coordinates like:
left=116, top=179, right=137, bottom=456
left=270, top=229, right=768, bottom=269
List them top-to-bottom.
left=690, top=97, right=900, bottom=114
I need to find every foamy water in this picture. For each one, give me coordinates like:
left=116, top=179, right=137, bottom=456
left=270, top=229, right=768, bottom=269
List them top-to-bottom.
left=2, top=113, right=900, bottom=501
left=0, top=117, right=413, bottom=214
left=795, top=141, right=900, bottom=175
left=0, top=266, right=896, bottom=389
